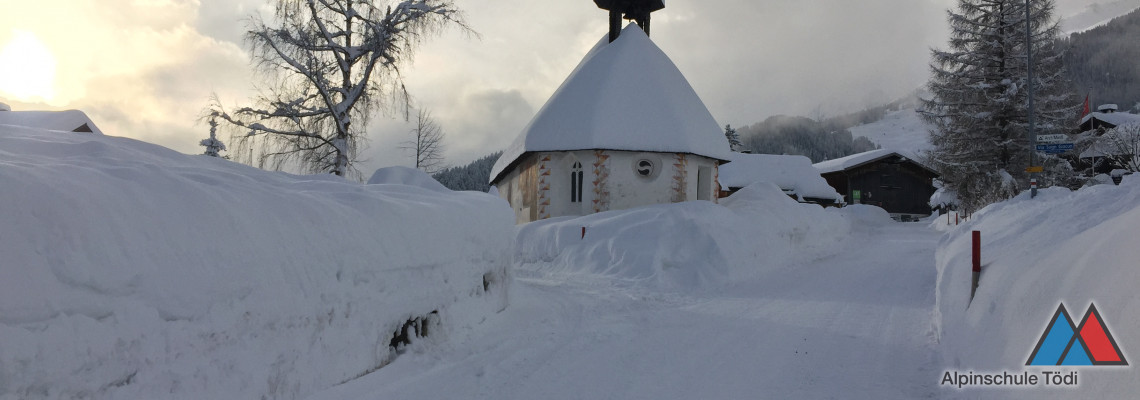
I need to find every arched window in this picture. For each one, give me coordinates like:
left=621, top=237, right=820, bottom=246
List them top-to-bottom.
left=570, top=161, right=583, bottom=203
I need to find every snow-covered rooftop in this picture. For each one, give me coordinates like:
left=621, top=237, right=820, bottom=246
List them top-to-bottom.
left=489, top=25, right=731, bottom=183
left=0, top=110, right=103, bottom=135
left=1079, top=111, right=1140, bottom=129
left=813, top=149, right=932, bottom=175
left=718, top=153, right=842, bottom=202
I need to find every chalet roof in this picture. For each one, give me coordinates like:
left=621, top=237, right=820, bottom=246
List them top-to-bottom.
left=489, top=25, right=731, bottom=183
left=0, top=110, right=104, bottom=135
left=1079, top=111, right=1140, bottom=130
left=813, top=149, right=936, bottom=175
left=718, top=153, right=842, bottom=202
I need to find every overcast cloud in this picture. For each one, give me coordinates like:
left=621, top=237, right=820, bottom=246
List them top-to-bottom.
left=0, top=0, right=1116, bottom=176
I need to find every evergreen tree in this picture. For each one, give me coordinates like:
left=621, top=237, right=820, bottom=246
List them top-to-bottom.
left=921, top=0, right=1076, bottom=213
left=200, top=114, right=227, bottom=157
left=737, top=115, right=879, bottom=163
left=724, top=124, right=743, bottom=152
left=432, top=151, right=502, bottom=192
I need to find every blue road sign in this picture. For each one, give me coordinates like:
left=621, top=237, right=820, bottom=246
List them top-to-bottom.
left=1036, top=143, right=1074, bottom=153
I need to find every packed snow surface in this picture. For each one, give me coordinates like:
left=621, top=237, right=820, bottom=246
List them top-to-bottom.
left=490, top=25, right=731, bottom=183
left=847, top=108, right=933, bottom=153
left=0, top=124, right=513, bottom=399
left=717, top=153, right=842, bottom=202
left=935, top=177, right=1140, bottom=399
left=309, top=188, right=944, bottom=399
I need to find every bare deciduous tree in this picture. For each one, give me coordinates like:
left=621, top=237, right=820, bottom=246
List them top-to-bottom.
left=210, top=0, right=467, bottom=178
left=403, top=108, right=446, bottom=173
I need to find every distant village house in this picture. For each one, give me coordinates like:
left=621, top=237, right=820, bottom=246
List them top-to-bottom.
left=814, top=149, right=938, bottom=221
left=718, top=153, right=843, bottom=206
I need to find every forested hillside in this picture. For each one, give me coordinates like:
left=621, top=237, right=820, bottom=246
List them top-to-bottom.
left=1064, top=7, right=1140, bottom=112
left=737, top=116, right=879, bottom=163
left=432, top=151, right=502, bottom=192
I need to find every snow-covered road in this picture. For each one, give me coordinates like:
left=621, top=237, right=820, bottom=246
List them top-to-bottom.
left=309, top=221, right=942, bottom=400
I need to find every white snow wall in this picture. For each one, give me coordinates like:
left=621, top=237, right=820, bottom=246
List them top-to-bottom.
left=0, top=125, right=513, bottom=400
left=934, top=178, right=1140, bottom=399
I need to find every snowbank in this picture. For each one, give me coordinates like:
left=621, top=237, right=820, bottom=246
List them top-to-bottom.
left=0, top=124, right=513, bottom=399
left=367, top=165, right=449, bottom=192
left=934, top=177, right=1140, bottom=398
left=514, top=183, right=851, bottom=291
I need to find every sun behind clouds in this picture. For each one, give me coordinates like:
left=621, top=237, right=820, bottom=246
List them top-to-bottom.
left=0, top=30, right=57, bottom=102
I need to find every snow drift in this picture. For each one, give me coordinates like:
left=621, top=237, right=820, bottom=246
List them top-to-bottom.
left=0, top=125, right=513, bottom=399
left=934, top=177, right=1140, bottom=398
left=514, top=183, right=852, bottom=291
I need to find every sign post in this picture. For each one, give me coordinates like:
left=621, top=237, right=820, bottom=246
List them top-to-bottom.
left=1026, top=0, right=1037, bottom=199
left=971, top=230, right=981, bottom=300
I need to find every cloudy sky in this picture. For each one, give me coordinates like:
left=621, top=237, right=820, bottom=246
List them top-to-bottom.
left=0, top=0, right=1114, bottom=175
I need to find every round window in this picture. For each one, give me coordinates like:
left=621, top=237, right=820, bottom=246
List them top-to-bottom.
left=635, top=159, right=655, bottom=177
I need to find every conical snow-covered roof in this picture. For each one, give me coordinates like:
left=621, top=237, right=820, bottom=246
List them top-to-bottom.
left=489, top=25, right=730, bottom=183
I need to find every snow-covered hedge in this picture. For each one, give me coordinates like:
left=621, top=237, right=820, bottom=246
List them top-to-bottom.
left=0, top=125, right=513, bottom=399
left=934, top=177, right=1140, bottom=398
left=514, top=183, right=852, bottom=291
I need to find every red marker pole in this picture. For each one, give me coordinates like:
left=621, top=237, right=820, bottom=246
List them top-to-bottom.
left=581, top=226, right=586, bottom=239
left=971, top=230, right=981, bottom=300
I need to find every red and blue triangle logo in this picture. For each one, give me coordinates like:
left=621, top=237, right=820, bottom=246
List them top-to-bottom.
left=1026, top=303, right=1128, bottom=366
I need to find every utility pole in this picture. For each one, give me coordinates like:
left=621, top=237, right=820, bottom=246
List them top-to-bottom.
left=1026, top=0, right=1038, bottom=198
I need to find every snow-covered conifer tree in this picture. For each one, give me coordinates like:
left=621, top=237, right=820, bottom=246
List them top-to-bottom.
left=210, top=0, right=467, bottom=178
left=920, top=0, right=1076, bottom=212
left=201, top=115, right=226, bottom=157
left=724, top=124, right=742, bottom=152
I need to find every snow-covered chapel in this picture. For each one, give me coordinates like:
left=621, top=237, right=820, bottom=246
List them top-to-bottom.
left=489, top=4, right=731, bottom=224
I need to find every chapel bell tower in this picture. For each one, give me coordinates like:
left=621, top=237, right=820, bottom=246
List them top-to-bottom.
left=593, top=0, right=665, bottom=42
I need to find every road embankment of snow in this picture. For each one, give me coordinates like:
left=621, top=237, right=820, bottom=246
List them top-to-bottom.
left=0, top=125, right=513, bottom=400
left=934, top=177, right=1140, bottom=398
left=514, top=183, right=855, bottom=291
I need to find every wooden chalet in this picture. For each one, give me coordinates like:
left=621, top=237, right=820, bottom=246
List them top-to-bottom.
left=814, top=150, right=938, bottom=221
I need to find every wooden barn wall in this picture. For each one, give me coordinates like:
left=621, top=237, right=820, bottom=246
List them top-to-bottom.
left=845, top=159, right=935, bottom=215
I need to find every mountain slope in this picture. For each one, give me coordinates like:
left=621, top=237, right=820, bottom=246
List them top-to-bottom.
left=1064, top=7, right=1140, bottom=112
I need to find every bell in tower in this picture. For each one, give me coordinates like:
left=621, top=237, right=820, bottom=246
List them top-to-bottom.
left=593, top=0, right=665, bottom=42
